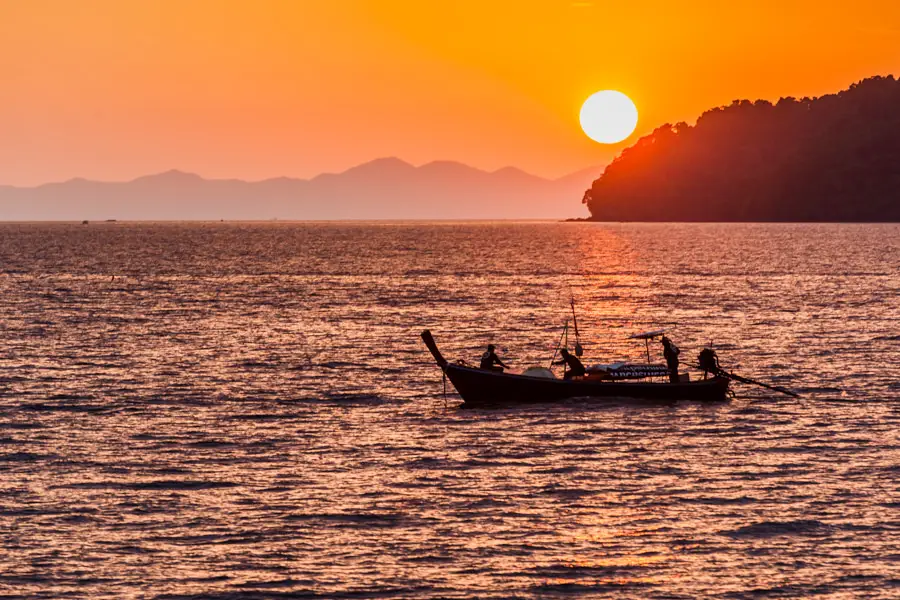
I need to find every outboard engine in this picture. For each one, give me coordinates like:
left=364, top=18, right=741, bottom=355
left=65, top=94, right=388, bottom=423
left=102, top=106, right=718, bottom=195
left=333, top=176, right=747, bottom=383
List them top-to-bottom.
left=698, top=348, right=721, bottom=375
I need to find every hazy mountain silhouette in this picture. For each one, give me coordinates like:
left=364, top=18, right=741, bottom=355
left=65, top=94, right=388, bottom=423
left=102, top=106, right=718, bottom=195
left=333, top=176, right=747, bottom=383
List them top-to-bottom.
left=583, top=75, right=900, bottom=222
left=0, top=159, right=603, bottom=220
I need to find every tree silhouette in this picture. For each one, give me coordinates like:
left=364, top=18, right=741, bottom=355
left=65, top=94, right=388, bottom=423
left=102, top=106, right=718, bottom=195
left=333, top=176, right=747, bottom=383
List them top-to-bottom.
left=583, top=76, right=900, bottom=222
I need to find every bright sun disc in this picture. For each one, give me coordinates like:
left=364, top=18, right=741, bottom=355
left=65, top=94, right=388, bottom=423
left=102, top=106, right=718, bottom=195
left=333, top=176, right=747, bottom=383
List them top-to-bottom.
left=580, top=90, right=638, bottom=144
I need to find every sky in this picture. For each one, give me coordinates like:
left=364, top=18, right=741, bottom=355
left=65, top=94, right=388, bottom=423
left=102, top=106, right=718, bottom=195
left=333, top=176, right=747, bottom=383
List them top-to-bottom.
left=1, top=0, right=898, bottom=186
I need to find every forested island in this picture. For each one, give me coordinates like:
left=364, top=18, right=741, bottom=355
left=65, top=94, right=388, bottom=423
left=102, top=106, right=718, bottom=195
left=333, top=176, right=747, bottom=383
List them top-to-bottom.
left=582, top=76, right=900, bottom=221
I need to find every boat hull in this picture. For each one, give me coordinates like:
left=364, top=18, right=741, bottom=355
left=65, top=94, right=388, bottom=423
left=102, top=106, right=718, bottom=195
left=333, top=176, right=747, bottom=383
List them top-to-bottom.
left=421, top=329, right=729, bottom=407
left=444, top=363, right=730, bottom=407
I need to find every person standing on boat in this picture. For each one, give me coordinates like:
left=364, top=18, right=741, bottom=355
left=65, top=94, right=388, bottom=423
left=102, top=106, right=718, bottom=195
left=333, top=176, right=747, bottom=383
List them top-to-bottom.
left=661, top=336, right=680, bottom=383
left=480, top=344, right=508, bottom=372
left=554, top=348, right=586, bottom=380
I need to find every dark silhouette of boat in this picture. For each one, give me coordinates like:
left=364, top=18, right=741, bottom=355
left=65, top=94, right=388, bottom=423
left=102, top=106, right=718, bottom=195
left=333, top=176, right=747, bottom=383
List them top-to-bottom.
left=422, top=330, right=729, bottom=407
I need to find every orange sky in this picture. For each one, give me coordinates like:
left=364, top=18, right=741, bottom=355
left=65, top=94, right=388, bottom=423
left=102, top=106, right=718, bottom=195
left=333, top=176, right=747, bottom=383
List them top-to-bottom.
left=1, top=0, right=898, bottom=186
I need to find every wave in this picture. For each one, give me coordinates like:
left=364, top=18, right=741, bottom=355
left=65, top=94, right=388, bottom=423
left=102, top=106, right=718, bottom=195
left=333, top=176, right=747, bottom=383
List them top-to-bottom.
left=872, top=334, right=900, bottom=342
left=322, top=391, right=387, bottom=404
left=20, top=402, right=113, bottom=413
left=0, top=421, right=45, bottom=430
left=186, top=439, right=237, bottom=448
left=0, top=451, right=56, bottom=462
left=53, top=480, right=240, bottom=491
left=129, top=480, right=240, bottom=490
left=680, top=495, right=756, bottom=506
left=284, top=512, right=405, bottom=528
left=723, top=519, right=833, bottom=538
left=530, top=580, right=653, bottom=594
left=154, top=585, right=436, bottom=599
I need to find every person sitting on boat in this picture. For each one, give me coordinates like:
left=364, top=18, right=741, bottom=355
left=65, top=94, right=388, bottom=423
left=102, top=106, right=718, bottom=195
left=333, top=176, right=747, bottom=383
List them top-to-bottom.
left=661, top=336, right=680, bottom=383
left=480, top=344, right=508, bottom=372
left=554, top=348, right=586, bottom=380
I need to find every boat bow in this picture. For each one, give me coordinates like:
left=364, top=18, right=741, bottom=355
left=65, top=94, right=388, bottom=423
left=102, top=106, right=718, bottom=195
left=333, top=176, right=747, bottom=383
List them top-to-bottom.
left=421, top=329, right=448, bottom=369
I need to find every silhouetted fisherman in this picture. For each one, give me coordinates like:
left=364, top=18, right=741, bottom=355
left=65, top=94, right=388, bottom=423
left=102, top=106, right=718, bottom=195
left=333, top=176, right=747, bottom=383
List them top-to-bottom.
left=661, top=336, right=680, bottom=383
left=480, top=344, right=508, bottom=372
left=554, top=347, right=586, bottom=380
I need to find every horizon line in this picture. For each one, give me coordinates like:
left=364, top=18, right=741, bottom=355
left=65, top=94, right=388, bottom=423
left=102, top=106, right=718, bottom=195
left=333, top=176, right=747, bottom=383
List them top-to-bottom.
left=1, top=219, right=896, bottom=225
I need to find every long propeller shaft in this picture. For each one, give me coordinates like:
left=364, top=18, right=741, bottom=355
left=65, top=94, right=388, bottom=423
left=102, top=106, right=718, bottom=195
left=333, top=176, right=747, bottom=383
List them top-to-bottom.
left=719, top=369, right=801, bottom=398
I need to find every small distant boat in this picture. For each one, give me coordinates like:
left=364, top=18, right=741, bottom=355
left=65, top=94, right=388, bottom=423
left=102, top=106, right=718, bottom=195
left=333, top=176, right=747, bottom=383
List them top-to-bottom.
left=421, top=330, right=730, bottom=407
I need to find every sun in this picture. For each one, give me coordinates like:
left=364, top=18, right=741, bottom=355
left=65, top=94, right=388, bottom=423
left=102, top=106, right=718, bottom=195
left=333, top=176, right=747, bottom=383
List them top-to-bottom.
left=579, top=90, right=639, bottom=144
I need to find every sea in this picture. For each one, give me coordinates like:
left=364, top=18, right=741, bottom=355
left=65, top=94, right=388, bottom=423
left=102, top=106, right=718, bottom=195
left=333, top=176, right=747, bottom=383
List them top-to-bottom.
left=0, top=222, right=898, bottom=599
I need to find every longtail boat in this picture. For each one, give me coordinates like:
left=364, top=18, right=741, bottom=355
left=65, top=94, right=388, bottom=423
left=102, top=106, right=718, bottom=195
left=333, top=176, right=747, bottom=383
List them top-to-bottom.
left=421, top=329, right=730, bottom=407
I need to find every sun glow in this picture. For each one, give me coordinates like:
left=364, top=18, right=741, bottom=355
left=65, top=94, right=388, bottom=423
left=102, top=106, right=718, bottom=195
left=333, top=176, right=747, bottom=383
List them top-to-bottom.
left=579, top=91, right=639, bottom=144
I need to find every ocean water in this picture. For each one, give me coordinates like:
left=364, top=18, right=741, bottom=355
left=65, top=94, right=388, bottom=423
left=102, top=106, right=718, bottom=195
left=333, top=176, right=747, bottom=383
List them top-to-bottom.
left=0, top=221, right=898, bottom=599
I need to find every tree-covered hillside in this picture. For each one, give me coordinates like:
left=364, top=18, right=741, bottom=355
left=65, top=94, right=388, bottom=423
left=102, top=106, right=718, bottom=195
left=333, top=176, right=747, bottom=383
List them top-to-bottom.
left=583, top=76, right=900, bottom=221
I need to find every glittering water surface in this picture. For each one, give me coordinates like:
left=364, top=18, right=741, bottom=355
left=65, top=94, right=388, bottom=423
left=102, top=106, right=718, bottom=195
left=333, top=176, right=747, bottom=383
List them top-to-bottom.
left=1, top=222, right=898, bottom=599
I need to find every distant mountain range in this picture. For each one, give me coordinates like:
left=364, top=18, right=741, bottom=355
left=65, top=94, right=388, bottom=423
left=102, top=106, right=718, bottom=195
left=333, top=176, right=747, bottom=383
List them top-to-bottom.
left=0, top=158, right=603, bottom=220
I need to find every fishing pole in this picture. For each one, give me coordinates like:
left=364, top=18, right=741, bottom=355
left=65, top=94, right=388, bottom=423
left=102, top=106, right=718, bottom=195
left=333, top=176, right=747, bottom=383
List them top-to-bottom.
left=570, top=295, right=583, bottom=357
left=548, top=320, right=569, bottom=369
